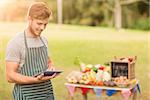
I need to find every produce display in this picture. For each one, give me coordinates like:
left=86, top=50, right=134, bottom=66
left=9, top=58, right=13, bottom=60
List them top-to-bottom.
left=66, top=57, right=137, bottom=88
left=114, top=76, right=130, bottom=87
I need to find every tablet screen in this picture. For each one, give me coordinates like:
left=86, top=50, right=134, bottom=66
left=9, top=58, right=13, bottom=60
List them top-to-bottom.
left=44, top=70, right=63, bottom=76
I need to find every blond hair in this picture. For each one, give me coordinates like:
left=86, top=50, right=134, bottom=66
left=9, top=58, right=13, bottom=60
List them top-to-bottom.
left=27, top=2, right=52, bottom=20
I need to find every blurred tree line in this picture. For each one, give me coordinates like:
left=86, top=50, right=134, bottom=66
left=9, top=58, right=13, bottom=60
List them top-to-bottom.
left=0, top=0, right=149, bottom=30
left=62, top=0, right=149, bottom=30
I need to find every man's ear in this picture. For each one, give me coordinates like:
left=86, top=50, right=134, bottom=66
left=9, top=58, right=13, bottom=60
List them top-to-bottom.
left=27, top=16, right=33, bottom=24
left=28, top=16, right=32, bottom=21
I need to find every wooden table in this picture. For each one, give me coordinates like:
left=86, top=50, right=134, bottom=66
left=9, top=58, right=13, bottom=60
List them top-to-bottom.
left=65, top=82, right=140, bottom=100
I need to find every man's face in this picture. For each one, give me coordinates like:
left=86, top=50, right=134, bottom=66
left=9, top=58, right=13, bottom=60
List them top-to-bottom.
left=28, top=17, right=49, bottom=37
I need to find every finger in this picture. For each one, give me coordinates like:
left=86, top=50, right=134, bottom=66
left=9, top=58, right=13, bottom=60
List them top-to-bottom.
left=47, top=67, right=52, bottom=70
left=51, top=67, right=55, bottom=71
left=45, top=73, right=56, bottom=79
left=52, top=73, right=56, bottom=77
left=54, top=73, right=60, bottom=77
left=37, top=74, right=44, bottom=80
left=40, top=74, right=54, bottom=80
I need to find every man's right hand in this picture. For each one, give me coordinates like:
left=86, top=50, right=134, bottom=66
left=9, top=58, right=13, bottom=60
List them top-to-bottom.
left=6, top=61, right=57, bottom=84
left=36, top=73, right=57, bottom=83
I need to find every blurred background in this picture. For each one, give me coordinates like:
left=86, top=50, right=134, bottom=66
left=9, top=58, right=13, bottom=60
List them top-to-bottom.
left=0, top=0, right=149, bottom=100
left=0, top=0, right=149, bottom=30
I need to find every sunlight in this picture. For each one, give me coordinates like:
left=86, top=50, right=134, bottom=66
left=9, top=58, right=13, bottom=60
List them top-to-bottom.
left=0, top=0, right=8, bottom=7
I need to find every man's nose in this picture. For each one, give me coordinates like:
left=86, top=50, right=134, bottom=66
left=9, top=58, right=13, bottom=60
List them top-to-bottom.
left=40, top=25, right=45, bottom=30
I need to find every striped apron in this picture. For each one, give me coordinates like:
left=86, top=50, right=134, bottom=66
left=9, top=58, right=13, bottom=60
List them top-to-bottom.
left=13, top=32, right=54, bottom=100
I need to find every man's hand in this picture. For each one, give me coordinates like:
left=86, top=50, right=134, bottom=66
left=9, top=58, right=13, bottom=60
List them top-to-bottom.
left=48, top=57, right=55, bottom=71
left=6, top=61, right=57, bottom=84
left=47, top=65, right=55, bottom=71
left=36, top=73, right=57, bottom=82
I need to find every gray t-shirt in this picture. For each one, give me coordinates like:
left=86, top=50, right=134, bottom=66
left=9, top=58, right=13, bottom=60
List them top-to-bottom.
left=5, top=32, right=49, bottom=67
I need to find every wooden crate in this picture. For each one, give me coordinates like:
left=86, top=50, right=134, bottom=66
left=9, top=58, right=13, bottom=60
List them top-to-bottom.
left=110, top=56, right=136, bottom=80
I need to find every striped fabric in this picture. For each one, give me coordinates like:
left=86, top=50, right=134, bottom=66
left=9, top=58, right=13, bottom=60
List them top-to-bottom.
left=13, top=32, right=54, bottom=100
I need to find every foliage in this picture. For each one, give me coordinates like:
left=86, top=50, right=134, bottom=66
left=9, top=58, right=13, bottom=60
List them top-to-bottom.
left=0, top=0, right=149, bottom=30
left=62, top=0, right=149, bottom=30
left=63, top=0, right=104, bottom=26
left=132, top=17, right=150, bottom=30
left=74, top=56, right=82, bottom=66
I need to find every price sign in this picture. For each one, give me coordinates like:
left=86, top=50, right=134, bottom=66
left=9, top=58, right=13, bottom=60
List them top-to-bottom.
left=111, top=62, right=128, bottom=78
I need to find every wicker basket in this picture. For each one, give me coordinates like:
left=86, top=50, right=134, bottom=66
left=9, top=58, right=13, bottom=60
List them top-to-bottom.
left=110, top=56, right=137, bottom=80
left=115, top=82, right=130, bottom=88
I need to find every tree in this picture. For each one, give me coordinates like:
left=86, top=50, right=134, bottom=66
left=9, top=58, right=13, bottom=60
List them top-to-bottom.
left=57, top=0, right=63, bottom=24
left=102, top=0, right=148, bottom=30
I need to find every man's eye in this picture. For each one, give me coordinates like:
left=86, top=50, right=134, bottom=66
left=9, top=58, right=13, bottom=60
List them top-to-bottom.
left=38, top=23, right=42, bottom=25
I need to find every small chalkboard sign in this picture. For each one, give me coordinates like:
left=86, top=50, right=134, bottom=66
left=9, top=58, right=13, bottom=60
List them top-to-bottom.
left=110, top=56, right=136, bottom=79
left=111, top=62, right=128, bottom=78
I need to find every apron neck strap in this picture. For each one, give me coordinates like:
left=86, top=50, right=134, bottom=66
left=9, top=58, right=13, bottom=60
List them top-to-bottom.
left=24, top=31, right=47, bottom=48
left=24, top=31, right=28, bottom=49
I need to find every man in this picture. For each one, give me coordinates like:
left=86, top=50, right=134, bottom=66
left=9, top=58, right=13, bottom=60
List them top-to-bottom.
left=6, top=2, right=56, bottom=100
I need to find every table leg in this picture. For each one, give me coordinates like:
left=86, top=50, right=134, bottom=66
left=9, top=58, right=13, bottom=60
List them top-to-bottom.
left=132, top=90, right=137, bottom=100
left=67, top=91, right=74, bottom=100
left=83, top=94, right=87, bottom=100
left=68, top=95, right=73, bottom=100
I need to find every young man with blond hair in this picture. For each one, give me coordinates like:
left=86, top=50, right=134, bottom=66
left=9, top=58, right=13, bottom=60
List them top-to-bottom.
left=6, top=2, right=56, bottom=100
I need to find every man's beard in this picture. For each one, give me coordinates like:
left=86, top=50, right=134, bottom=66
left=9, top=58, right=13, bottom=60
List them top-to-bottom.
left=29, top=26, right=41, bottom=37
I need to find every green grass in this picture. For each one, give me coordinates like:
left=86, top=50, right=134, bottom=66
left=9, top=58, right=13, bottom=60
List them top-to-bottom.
left=0, top=22, right=149, bottom=100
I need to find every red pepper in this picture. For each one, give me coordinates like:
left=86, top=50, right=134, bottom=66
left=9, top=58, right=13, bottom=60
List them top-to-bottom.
left=99, top=66, right=105, bottom=70
left=83, top=68, right=91, bottom=73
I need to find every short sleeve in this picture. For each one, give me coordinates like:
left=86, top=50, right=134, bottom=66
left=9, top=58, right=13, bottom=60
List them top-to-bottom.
left=41, top=36, right=48, bottom=47
left=5, top=40, right=21, bottom=63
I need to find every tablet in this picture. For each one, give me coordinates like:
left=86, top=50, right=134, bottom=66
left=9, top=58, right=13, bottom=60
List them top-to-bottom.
left=43, top=70, right=63, bottom=76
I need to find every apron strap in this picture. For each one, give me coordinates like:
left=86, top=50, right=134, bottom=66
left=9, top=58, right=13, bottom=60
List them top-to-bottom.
left=24, top=31, right=47, bottom=48
left=24, top=31, right=29, bottom=53
left=40, top=37, right=47, bottom=47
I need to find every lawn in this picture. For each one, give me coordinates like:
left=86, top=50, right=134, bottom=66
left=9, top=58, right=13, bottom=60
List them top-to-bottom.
left=0, top=22, right=149, bottom=100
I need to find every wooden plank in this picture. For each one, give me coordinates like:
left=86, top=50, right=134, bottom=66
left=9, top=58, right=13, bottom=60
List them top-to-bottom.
left=65, top=82, right=139, bottom=100
left=65, top=83, right=136, bottom=91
